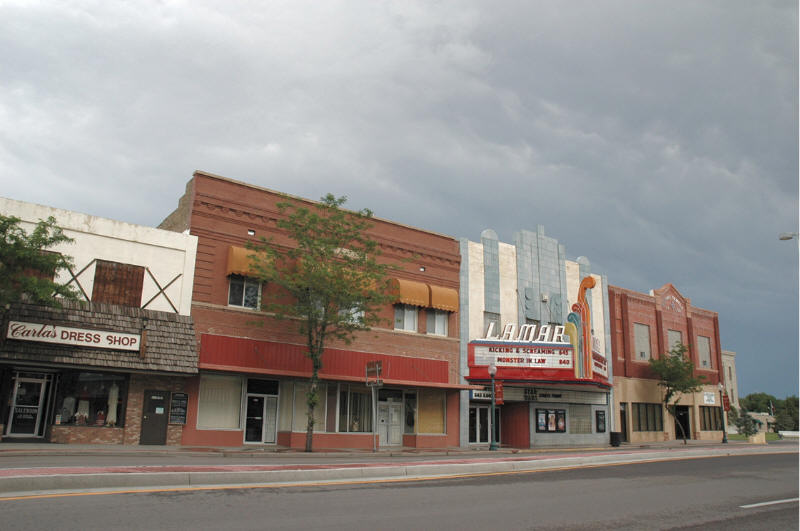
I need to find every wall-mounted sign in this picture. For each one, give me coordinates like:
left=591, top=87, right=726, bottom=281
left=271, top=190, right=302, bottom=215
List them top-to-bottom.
left=7, top=321, right=141, bottom=352
left=483, top=322, right=569, bottom=344
left=169, top=392, right=188, bottom=424
left=703, top=392, right=716, bottom=405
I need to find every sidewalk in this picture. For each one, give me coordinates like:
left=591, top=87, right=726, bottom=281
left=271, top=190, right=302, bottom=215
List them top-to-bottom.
left=0, top=439, right=795, bottom=498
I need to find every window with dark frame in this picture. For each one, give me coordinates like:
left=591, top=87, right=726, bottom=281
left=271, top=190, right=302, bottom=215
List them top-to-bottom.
left=228, top=274, right=260, bottom=309
left=632, top=403, right=663, bottom=431
left=700, top=406, right=723, bottom=431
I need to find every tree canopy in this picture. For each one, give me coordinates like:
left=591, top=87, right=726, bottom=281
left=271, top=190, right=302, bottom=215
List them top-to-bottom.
left=249, top=194, right=393, bottom=451
left=0, top=214, right=77, bottom=320
left=649, top=343, right=706, bottom=443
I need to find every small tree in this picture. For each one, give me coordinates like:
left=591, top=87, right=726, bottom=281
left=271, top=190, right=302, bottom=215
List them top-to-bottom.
left=250, top=194, right=393, bottom=452
left=0, top=215, right=77, bottom=327
left=649, top=343, right=706, bottom=444
left=735, top=406, right=759, bottom=436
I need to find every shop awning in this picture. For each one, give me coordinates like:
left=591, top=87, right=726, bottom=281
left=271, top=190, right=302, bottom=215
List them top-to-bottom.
left=226, top=246, right=263, bottom=277
left=389, top=278, right=429, bottom=307
left=429, top=285, right=458, bottom=312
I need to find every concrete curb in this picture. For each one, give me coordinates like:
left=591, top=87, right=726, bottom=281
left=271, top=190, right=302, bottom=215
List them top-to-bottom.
left=0, top=444, right=794, bottom=497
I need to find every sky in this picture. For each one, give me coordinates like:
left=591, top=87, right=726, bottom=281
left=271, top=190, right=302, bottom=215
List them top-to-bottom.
left=1, top=1, right=797, bottom=398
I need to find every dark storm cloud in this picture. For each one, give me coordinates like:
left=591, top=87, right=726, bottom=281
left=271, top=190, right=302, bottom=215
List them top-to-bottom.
left=1, top=1, right=796, bottom=397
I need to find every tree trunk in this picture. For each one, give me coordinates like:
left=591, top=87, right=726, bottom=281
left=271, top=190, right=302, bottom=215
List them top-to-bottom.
left=304, top=351, right=323, bottom=453
left=667, top=405, right=688, bottom=445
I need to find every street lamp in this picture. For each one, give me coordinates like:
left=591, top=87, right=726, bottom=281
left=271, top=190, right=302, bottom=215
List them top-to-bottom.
left=488, top=363, right=499, bottom=451
left=718, top=382, right=728, bottom=444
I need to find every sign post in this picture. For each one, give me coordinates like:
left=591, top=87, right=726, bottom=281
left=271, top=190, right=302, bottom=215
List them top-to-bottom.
left=365, top=361, right=383, bottom=453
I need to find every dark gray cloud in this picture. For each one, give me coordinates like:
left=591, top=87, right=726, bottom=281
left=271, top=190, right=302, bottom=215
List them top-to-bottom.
left=1, top=1, right=796, bottom=397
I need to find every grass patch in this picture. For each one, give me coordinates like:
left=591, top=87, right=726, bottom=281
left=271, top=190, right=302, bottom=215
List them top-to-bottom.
left=726, top=432, right=781, bottom=441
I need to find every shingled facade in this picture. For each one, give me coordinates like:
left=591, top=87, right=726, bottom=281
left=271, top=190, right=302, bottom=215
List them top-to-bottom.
left=1, top=198, right=198, bottom=445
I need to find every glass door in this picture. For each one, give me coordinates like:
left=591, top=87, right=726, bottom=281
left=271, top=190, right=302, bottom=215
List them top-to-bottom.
left=7, top=378, right=47, bottom=437
left=245, top=395, right=265, bottom=443
left=469, top=405, right=490, bottom=444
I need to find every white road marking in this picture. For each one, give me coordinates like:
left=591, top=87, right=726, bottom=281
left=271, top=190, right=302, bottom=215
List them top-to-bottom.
left=739, top=498, right=799, bottom=509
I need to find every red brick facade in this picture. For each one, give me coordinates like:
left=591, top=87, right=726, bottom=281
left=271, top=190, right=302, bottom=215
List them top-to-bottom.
left=163, top=171, right=465, bottom=449
left=609, top=283, right=723, bottom=384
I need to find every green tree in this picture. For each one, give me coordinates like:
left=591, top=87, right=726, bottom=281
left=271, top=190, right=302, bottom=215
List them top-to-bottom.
left=249, top=194, right=393, bottom=452
left=0, top=215, right=77, bottom=327
left=649, top=343, right=706, bottom=444
left=740, top=392, right=778, bottom=414
left=735, top=406, right=759, bottom=436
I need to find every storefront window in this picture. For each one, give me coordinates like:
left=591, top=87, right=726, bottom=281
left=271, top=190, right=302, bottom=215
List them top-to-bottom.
left=54, top=372, right=128, bottom=427
left=338, top=385, right=372, bottom=432
left=404, top=392, right=417, bottom=434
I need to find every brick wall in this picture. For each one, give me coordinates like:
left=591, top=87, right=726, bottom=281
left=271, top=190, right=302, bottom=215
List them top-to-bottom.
left=122, top=374, right=189, bottom=446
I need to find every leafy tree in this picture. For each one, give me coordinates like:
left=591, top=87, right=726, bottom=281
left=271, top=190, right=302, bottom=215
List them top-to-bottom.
left=249, top=194, right=393, bottom=452
left=0, top=215, right=77, bottom=327
left=649, top=343, right=706, bottom=444
left=740, top=392, right=778, bottom=414
left=781, top=396, right=798, bottom=431
left=726, top=405, right=739, bottom=427
left=735, top=406, right=759, bottom=436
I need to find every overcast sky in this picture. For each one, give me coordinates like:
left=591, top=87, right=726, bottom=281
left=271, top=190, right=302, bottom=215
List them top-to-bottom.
left=1, top=1, right=797, bottom=398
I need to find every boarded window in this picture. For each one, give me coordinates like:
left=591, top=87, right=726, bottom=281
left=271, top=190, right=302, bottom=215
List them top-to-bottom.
left=92, top=260, right=144, bottom=307
left=633, top=323, right=651, bottom=360
left=667, top=329, right=683, bottom=349
left=697, top=336, right=712, bottom=369
left=197, top=374, right=242, bottom=429
left=418, top=389, right=445, bottom=433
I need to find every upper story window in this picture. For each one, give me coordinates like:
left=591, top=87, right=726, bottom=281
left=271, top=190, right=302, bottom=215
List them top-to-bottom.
left=92, top=260, right=144, bottom=307
left=228, top=275, right=260, bottom=309
left=394, top=304, right=418, bottom=332
left=426, top=309, right=449, bottom=336
left=633, top=323, right=651, bottom=360
left=667, top=329, right=683, bottom=350
left=697, top=336, right=712, bottom=369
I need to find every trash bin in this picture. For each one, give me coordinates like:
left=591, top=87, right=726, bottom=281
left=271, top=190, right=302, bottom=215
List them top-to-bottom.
left=610, top=432, right=622, bottom=447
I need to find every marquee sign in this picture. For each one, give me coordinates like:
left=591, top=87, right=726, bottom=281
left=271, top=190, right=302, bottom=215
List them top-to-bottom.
left=468, top=276, right=608, bottom=384
left=7, top=321, right=142, bottom=352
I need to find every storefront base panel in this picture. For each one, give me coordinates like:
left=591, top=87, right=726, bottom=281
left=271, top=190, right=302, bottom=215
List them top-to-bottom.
left=48, top=426, right=125, bottom=444
left=181, top=428, right=244, bottom=447
left=277, top=431, right=376, bottom=450
left=628, top=432, right=670, bottom=443
left=403, top=434, right=450, bottom=448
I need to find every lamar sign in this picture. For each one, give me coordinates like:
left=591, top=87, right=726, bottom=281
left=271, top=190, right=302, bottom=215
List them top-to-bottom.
left=7, top=321, right=141, bottom=352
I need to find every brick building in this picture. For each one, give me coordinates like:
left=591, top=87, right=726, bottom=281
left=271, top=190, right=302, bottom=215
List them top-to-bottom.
left=159, top=171, right=470, bottom=449
left=0, top=198, right=198, bottom=445
left=459, top=227, right=613, bottom=448
left=608, top=283, right=727, bottom=443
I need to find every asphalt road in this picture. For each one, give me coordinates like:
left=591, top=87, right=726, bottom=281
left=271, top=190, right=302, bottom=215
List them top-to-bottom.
left=1, top=453, right=797, bottom=530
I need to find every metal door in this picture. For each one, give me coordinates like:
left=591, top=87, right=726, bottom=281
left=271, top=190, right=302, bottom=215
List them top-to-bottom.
left=140, top=390, right=169, bottom=445
left=378, top=403, right=402, bottom=446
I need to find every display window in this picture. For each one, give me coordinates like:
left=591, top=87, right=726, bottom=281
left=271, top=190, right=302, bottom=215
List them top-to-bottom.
left=54, top=371, right=128, bottom=427
left=536, top=408, right=566, bottom=433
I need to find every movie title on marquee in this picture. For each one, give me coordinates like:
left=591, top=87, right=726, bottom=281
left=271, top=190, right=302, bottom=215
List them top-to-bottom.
left=7, top=321, right=141, bottom=352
